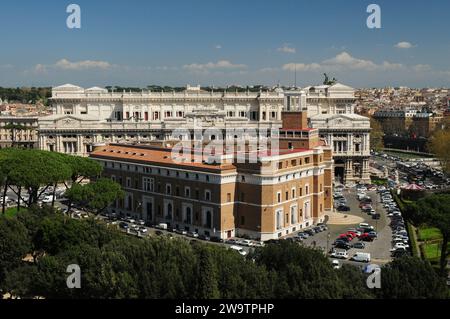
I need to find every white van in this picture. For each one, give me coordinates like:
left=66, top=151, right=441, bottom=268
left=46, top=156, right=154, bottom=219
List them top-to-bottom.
left=359, top=223, right=370, bottom=228
left=351, top=252, right=371, bottom=262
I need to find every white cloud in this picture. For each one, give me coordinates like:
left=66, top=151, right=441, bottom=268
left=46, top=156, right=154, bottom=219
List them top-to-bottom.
left=395, top=41, right=414, bottom=49
left=214, top=44, right=222, bottom=49
left=277, top=45, right=296, bottom=54
left=282, top=52, right=404, bottom=73
left=322, top=52, right=378, bottom=71
left=32, top=59, right=113, bottom=73
left=54, top=59, right=112, bottom=70
left=183, top=60, right=247, bottom=72
left=380, top=61, right=404, bottom=70
left=282, top=63, right=321, bottom=72
left=0, top=64, right=13, bottom=69
left=413, top=64, right=432, bottom=72
left=259, top=67, right=280, bottom=73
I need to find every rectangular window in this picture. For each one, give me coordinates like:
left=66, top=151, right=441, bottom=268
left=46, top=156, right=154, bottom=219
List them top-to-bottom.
left=144, top=112, right=149, bottom=121
left=143, top=177, right=154, bottom=192
left=166, top=184, right=172, bottom=195
left=185, top=187, right=190, bottom=198
left=205, top=190, right=211, bottom=201
left=277, top=192, right=281, bottom=203
left=227, top=193, right=231, bottom=202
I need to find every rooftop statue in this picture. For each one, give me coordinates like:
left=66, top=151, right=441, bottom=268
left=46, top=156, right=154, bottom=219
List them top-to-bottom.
left=323, top=73, right=338, bottom=85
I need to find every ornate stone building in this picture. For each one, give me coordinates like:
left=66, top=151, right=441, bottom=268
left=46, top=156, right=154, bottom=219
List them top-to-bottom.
left=39, top=82, right=371, bottom=184
left=284, top=83, right=371, bottom=184
left=38, top=84, right=284, bottom=155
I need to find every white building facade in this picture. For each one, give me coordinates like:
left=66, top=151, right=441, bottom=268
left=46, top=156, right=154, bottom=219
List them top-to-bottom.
left=39, top=83, right=370, bottom=184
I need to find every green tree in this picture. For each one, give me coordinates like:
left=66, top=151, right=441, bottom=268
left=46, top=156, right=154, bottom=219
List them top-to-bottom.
left=370, top=117, right=384, bottom=151
left=428, top=120, right=450, bottom=174
left=66, top=178, right=124, bottom=215
left=407, top=193, right=450, bottom=275
left=0, top=218, right=31, bottom=287
left=195, top=247, right=220, bottom=299
left=378, top=256, right=447, bottom=299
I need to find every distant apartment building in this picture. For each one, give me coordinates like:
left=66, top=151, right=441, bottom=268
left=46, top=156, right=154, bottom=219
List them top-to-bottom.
left=373, top=108, right=443, bottom=138
left=373, top=108, right=418, bottom=136
left=89, top=111, right=333, bottom=241
left=409, top=112, right=443, bottom=138
left=0, top=117, right=39, bottom=149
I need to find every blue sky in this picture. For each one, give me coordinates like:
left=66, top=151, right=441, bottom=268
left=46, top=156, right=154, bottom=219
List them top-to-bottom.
left=0, top=0, right=449, bottom=88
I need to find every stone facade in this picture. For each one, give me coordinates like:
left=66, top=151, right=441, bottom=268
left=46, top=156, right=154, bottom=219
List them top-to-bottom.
left=39, top=82, right=371, bottom=184
left=90, top=111, right=333, bottom=241
left=0, top=116, right=38, bottom=149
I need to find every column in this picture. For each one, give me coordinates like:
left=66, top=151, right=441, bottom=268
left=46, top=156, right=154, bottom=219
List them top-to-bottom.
left=348, top=134, right=352, bottom=153
left=77, top=135, right=83, bottom=155
left=344, top=159, right=353, bottom=185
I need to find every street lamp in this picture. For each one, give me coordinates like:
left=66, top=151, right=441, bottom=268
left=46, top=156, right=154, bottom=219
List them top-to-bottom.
left=327, top=232, right=331, bottom=253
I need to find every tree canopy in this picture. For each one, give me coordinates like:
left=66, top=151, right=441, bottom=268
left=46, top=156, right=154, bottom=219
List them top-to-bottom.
left=406, top=193, right=450, bottom=275
left=1, top=207, right=447, bottom=299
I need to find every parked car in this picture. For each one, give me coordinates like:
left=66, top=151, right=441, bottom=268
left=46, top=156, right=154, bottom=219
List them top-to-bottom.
left=42, top=195, right=53, bottom=203
left=337, top=205, right=351, bottom=212
left=119, top=222, right=128, bottom=230
left=313, top=226, right=323, bottom=233
left=139, top=227, right=148, bottom=233
left=305, top=229, right=315, bottom=236
left=188, top=231, right=199, bottom=238
left=297, top=232, right=309, bottom=239
left=359, top=233, right=374, bottom=242
left=198, top=234, right=211, bottom=241
left=210, top=237, right=223, bottom=243
left=241, top=239, right=254, bottom=247
left=334, top=242, right=351, bottom=250
left=352, top=242, right=366, bottom=249
left=229, top=245, right=247, bottom=256
left=330, top=250, right=349, bottom=259
left=331, top=260, right=341, bottom=269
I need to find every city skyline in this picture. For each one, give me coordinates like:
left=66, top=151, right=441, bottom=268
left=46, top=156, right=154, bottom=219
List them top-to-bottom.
left=0, top=0, right=449, bottom=88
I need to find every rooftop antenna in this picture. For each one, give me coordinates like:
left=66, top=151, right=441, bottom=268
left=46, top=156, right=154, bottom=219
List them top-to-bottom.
left=294, top=64, right=297, bottom=88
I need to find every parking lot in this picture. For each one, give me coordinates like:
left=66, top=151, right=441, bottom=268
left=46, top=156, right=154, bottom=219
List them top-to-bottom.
left=299, top=186, right=395, bottom=267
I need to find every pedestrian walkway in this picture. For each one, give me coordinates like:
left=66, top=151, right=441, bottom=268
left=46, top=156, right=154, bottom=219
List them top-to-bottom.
left=326, top=212, right=364, bottom=225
